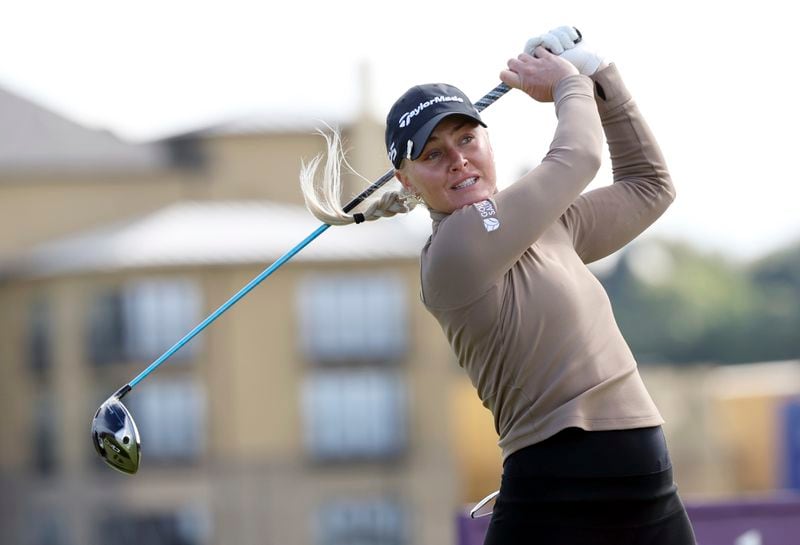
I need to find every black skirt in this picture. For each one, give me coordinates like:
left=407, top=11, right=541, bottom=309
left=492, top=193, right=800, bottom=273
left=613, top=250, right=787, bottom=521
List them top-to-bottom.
left=483, top=426, right=696, bottom=545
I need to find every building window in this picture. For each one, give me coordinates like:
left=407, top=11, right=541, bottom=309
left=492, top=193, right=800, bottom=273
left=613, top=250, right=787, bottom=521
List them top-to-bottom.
left=297, top=273, right=407, bottom=364
left=88, top=278, right=201, bottom=365
left=88, top=291, right=125, bottom=364
left=28, top=297, right=53, bottom=374
left=302, top=369, right=407, bottom=462
left=125, top=379, right=206, bottom=463
left=32, top=393, right=57, bottom=475
left=314, top=498, right=407, bottom=545
left=96, top=506, right=210, bottom=545
left=23, top=508, right=71, bottom=545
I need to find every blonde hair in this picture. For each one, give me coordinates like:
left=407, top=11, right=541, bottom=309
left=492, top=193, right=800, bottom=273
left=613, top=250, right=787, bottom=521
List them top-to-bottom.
left=299, top=128, right=421, bottom=226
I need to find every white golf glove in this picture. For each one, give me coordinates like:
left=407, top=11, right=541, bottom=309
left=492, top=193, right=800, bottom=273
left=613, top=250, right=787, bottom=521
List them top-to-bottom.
left=525, top=26, right=606, bottom=76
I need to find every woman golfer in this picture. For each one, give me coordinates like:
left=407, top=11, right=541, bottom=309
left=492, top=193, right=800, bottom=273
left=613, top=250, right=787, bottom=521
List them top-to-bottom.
left=302, top=27, right=696, bottom=545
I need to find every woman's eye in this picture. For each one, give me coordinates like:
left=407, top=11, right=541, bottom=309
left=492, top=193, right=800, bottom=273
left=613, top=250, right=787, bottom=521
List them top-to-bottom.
left=461, top=134, right=475, bottom=145
left=425, top=151, right=441, bottom=161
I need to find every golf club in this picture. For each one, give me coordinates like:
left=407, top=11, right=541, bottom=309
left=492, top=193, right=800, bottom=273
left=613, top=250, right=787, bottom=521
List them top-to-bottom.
left=91, top=30, right=583, bottom=475
left=89, top=82, right=509, bottom=475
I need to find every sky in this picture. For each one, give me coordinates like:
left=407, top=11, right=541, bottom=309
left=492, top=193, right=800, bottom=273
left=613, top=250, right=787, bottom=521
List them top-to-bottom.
left=1, top=0, right=798, bottom=261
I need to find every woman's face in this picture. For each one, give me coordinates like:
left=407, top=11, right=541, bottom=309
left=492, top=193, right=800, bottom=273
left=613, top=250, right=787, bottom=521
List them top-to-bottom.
left=396, top=116, right=497, bottom=214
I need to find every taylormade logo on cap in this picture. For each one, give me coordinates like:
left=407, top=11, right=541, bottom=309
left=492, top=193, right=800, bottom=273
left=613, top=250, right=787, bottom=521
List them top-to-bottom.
left=398, top=95, right=465, bottom=128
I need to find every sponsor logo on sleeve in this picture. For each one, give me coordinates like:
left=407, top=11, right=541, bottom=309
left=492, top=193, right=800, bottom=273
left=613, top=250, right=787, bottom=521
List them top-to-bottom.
left=472, top=200, right=500, bottom=232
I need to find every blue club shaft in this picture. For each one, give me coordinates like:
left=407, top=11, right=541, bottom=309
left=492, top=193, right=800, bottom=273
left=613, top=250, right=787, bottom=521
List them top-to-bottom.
left=127, top=223, right=330, bottom=390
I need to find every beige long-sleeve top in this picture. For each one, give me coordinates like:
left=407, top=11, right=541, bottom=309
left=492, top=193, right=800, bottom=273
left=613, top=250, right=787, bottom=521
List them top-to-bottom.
left=420, top=64, right=674, bottom=461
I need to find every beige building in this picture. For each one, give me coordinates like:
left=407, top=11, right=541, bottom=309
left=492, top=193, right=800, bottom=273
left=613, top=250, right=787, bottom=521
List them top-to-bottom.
left=3, top=79, right=798, bottom=545
left=0, top=80, right=498, bottom=545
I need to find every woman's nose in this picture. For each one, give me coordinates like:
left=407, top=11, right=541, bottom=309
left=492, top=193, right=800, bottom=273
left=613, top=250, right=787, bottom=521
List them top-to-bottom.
left=448, top=149, right=468, bottom=170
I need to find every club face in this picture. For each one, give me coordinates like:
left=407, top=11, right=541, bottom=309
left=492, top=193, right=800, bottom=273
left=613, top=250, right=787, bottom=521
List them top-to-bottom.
left=91, top=396, right=141, bottom=474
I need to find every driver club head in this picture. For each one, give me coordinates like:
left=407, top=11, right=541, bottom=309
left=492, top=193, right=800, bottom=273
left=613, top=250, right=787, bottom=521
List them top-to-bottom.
left=91, top=395, right=141, bottom=474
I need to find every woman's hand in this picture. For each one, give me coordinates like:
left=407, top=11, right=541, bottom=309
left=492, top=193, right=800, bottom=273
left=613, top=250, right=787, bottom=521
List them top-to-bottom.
left=526, top=26, right=608, bottom=76
left=500, top=47, right=579, bottom=102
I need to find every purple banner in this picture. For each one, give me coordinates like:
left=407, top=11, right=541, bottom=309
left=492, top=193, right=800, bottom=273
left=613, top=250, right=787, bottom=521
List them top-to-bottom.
left=457, top=494, right=800, bottom=545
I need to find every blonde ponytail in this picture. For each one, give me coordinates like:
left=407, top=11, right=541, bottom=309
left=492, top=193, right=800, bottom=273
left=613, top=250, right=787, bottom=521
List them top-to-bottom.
left=299, top=128, right=421, bottom=226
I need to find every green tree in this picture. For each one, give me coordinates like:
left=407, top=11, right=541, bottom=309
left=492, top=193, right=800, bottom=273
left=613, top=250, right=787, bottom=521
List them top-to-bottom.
left=600, top=238, right=799, bottom=365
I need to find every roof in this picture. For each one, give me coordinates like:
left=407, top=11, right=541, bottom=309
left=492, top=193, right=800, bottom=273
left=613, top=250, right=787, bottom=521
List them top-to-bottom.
left=0, top=83, right=367, bottom=174
left=0, top=85, right=169, bottom=174
left=167, top=111, right=353, bottom=139
left=1, top=200, right=431, bottom=278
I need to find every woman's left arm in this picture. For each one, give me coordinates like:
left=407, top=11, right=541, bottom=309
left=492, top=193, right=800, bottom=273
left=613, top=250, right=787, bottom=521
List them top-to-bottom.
left=561, top=63, right=676, bottom=264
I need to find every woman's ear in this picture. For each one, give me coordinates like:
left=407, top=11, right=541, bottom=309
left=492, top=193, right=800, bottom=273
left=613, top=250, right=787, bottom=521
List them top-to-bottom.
left=482, top=126, right=495, bottom=157
left=394, top=168, right=414, bottom=193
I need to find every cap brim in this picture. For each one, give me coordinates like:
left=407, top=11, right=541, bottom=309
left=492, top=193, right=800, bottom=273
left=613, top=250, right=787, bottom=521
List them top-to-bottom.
left=408, top=112, right=487, bottom=162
